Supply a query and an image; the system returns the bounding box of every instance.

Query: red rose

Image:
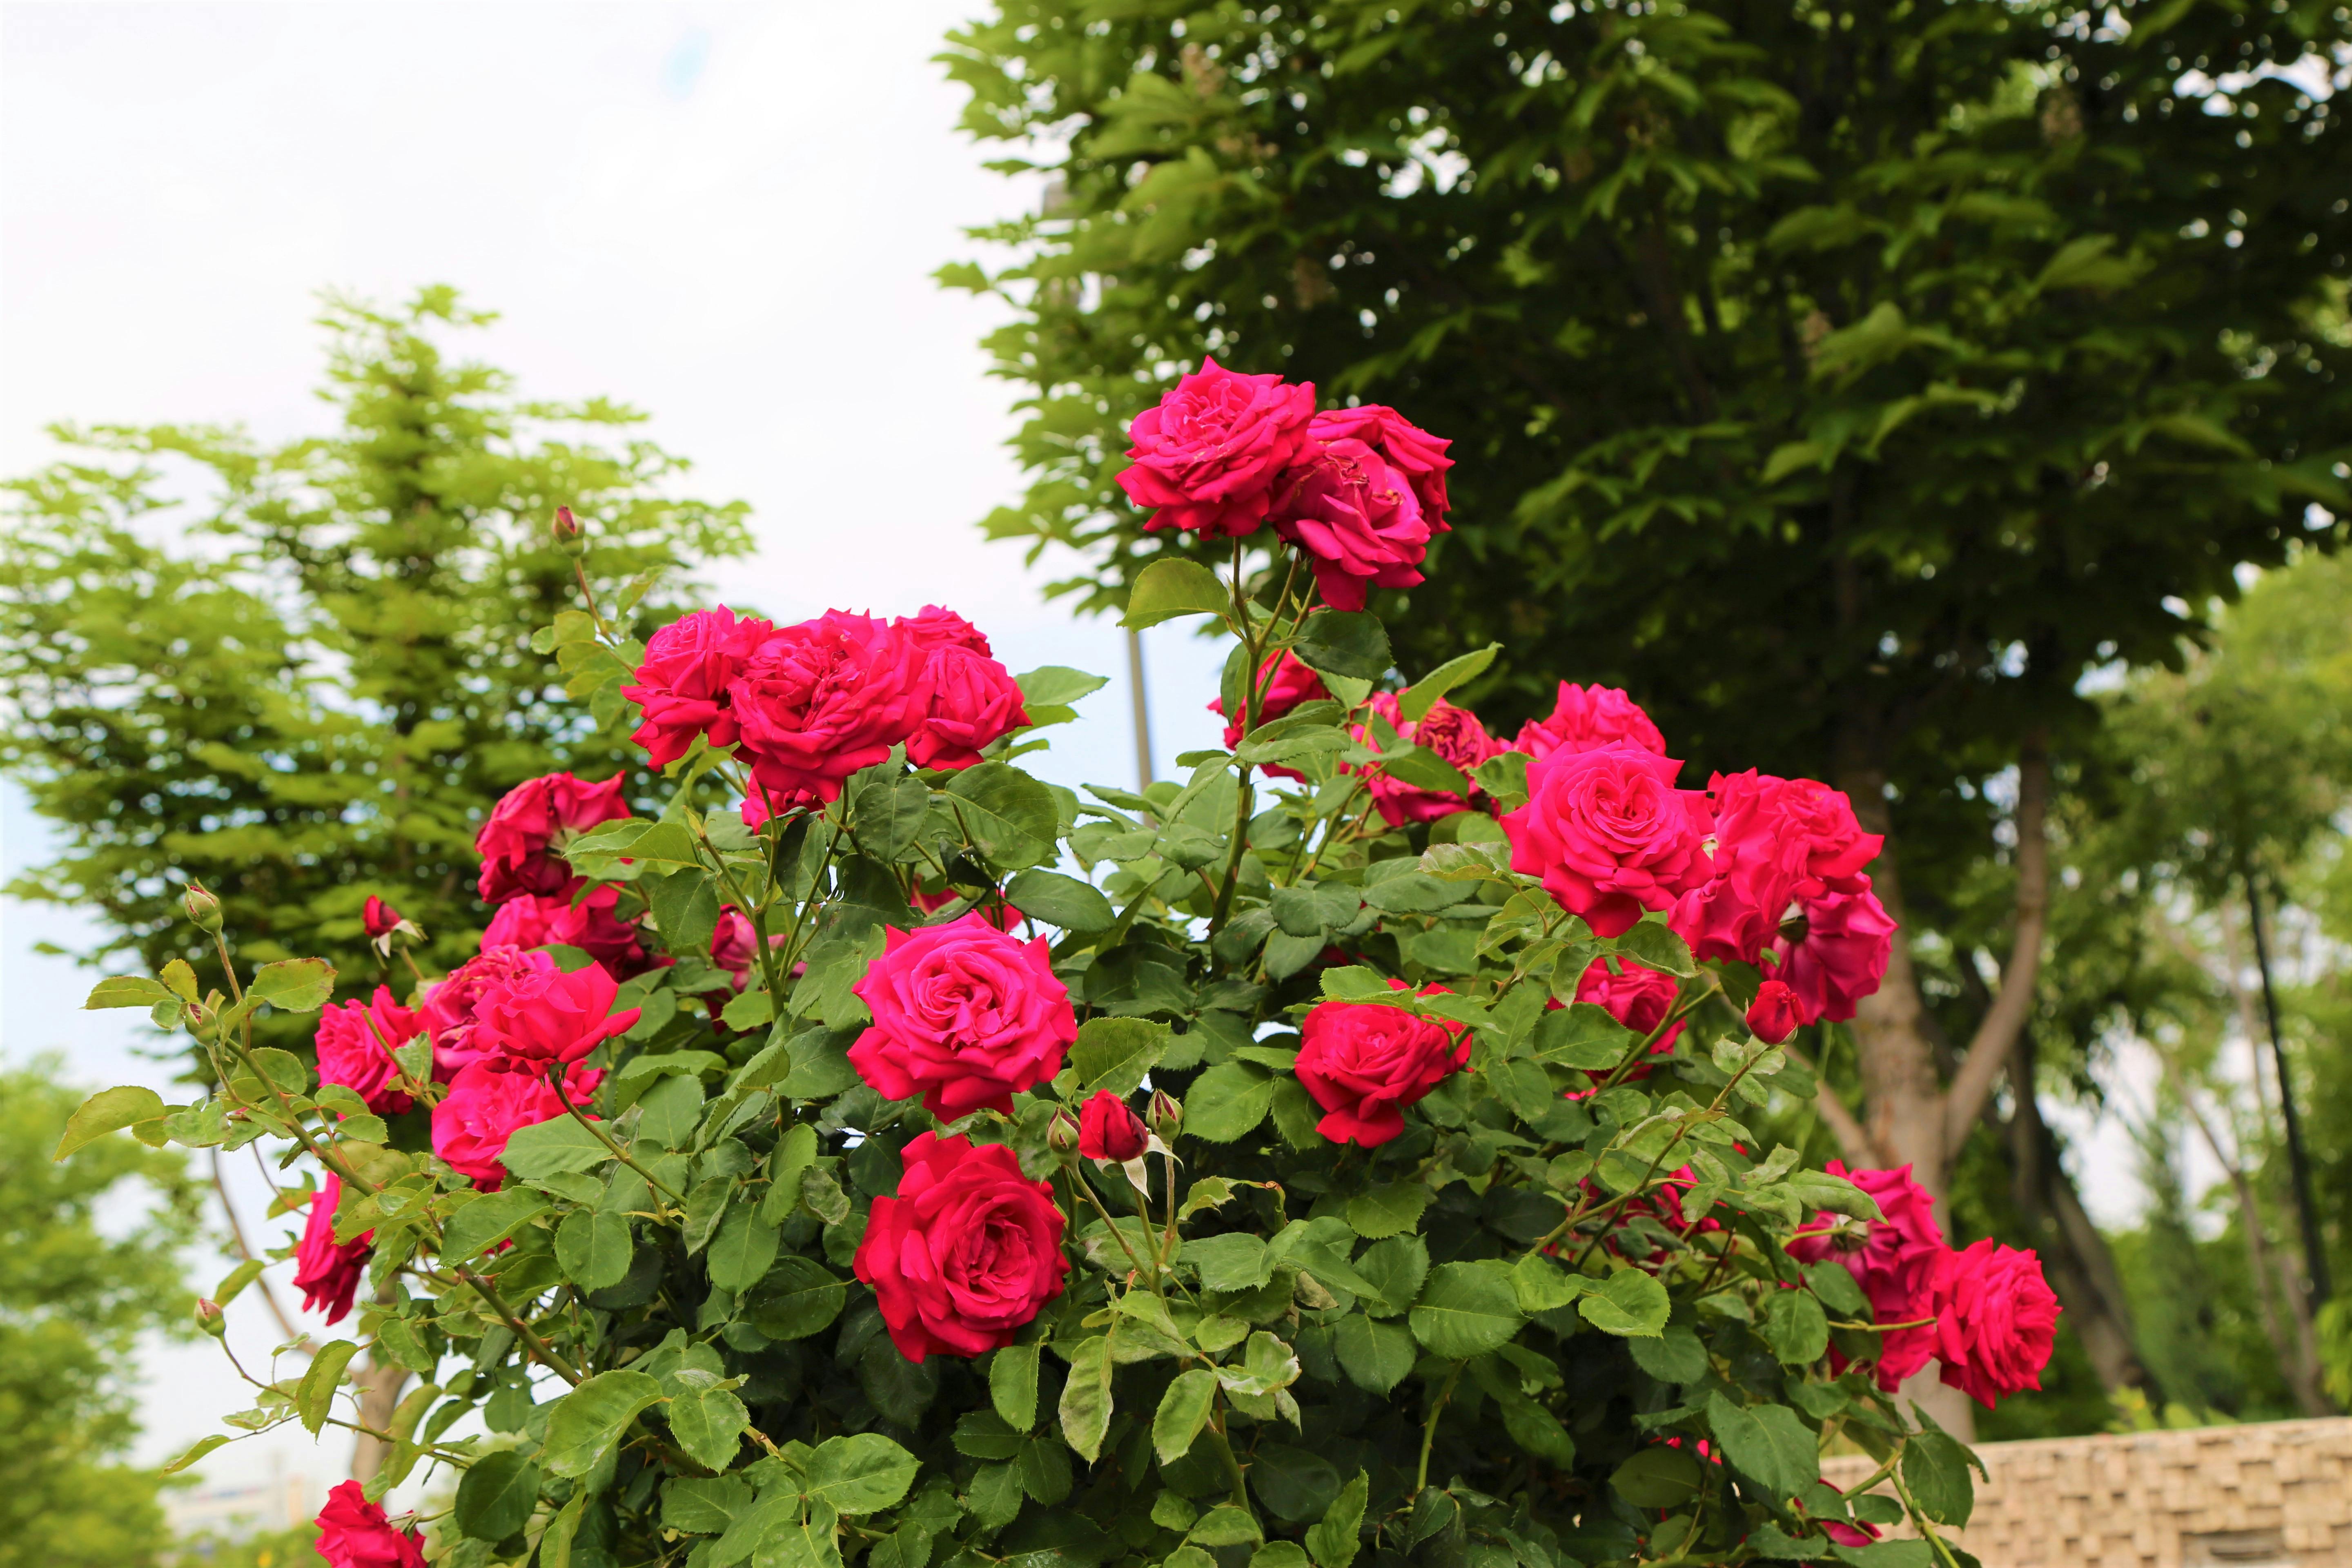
[849,913,1076,1120]
[623,606,776,769]
[1352,692,1501,826]
[1788,1162,1943,1390]
[908,885,1022,931]
[1307,403,1454,527]
[732,610,929,809]
[1744,979,1803,1045]
[431,1058,604,1189]
[895,604,993,656]
[469,961,639,1068]
[1766,882,1897,1025]
[907,643,1031,770]
[1500,744,1711,938]
[1575,957,1685,1049]
[710,906,788,991]
[1117,358,1317,537]
[420,945,561,1080]
[1294,982,1471,1147]
[292,1175,371,1325]
[853,1131,1070,1361]
[1514,682,1666,762]
[361,895,405,940]
[1931,1237,2060,1408]
[1077,1090,1149,1162]
[474,772,630,904]
[1208,651,1331,748]
[314,986,421,1116]
[314,1479,426,1568]
[1270,437,1432,611]
[1670,772,1883,966]
[481,883,647,976]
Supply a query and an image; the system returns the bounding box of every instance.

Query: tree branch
[1941,738,2051,1147]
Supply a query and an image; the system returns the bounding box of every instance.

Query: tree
[0,288,751,1051]
[0,1057,203,1568]
[942,0,2352,1424]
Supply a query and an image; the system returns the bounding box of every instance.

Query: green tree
[943,0,2352,1423]
[0,288,751,1049]
[0,1056,203,1568]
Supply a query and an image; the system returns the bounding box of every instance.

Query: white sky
[0,0,1229,1521]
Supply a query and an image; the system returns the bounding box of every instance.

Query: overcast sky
[0,0,1229,1519]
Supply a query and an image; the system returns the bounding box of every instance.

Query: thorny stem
[1414,1361,1467,1493]
[551,1070,684,1205]
[454,1268,585,1385]
[697,817,789,1006]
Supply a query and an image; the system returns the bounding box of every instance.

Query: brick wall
[1820,1417,2352,1568]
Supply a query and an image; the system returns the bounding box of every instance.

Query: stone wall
[1820,1417,2352,1567]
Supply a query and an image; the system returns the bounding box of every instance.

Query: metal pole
[1127,626,1154,788]
[2243,860,2331,1307]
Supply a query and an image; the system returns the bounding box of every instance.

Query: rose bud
[362,895,404,940]
[183,882,224,934]
[1746,978,1804,1045]
[1077,1090,1148,1163]
[1046,1108,1082,1160]
[551,504,585,555]
[194,1298,226,1337]
[1148,1088,1183,1143]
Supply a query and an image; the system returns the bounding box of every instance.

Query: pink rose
[1575,957,1684,1050]
[481,884,648,976]
[469,961,639,1068]
[907,643,1031,771]
[848,913,1076,1120]
[1670,772,1883,966]
[1788,1162,1943,1390]
[431,1058,604,1189]
[1500,744,1711,938]
[895,604,993,657]
[1514,683,1666,761]
[1294,982,1471,1147]
[854,1132,1070,1361]
[474,772,631,904]
[314,1479,425,1568]
[314,986,422,1115]
[623,606,777,769]
[709,906,787,991]
[1745,979,1802,1045]
[292,1175,371,1325]
[1269,437,1432,611]
[1077,1090,1148,1162]
[1351,691,1501,826]
[1208,652,1331,782]
[1307,403,1454,527]
[1766,882,1897,1025]
[1931,1238,2061,1408]
[732,610,929,809]
[420,945,561,1080]
[1117,358,1317,537]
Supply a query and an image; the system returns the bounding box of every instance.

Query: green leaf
[1184,1061,1273,1142]
[1345,1182,1430,1240]
[456,1449,542,1542]
[1071,1015,1172,1098]
[214,1258,266,1305]
[1762,1287,1831,1366]
[990,1342,1040,1432]
[1292,612,1392,679]
[53,1085,166,1160]
[1058,1334,1114,1463]
[745,1256,848,1340]
[542,1370,664,1479]
[1706,1391,1819,1496]
[663,1476,757,1536]
[296,1339,359,1435]
[707,1207,782,1292]
[1005,868,1116,933]
[1529,1003,1635,1069]
[1510,1255,1589,1313]
[441,1189,549,1264]
[1499,1389,1576,1467]
[944,763,1059,868]
[1610,1446,1704,1508]
[1627,1324,1710,1384]
[1187,1505,1264,1548]
[1398,644,1499,722]
[1303,1470,1368,1568]
[1187,1232,1274,1292]
[159,1434,231,1477]
[670,1386,750,1471]
[637,1072,705,1149]
[1380,745,1470,795]
[539,1496,584,1568]
[1616,920,1698,977]
[803,1432,921,1515]
[556,1209,634,1291]
[249,958,336,1012]
[1330,1315,1415,1394]
[1804,1261,1871,1318]
[1578,1270,1669,1338]
[1154,1368,1218,1465]
[753,1506,846,1568]
[84,975,173,1009]
[501,1116,617,1180]
[1901,1431,1976,1526]
[1408,1261,1525,1358]
[1124,558,1232,629]
[1016,666,1111,706]
[761,1123,821,1224]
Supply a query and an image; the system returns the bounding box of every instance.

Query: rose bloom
[469,961,639,1067]
[907,643,1031,770]
[292,1174,371,1325]
[1501,743,1711,938]
[1352,692,1501,826]
[1307,403,1454,526]
[474,771,630,904]
[1932,1237,2062,1408]
[623,606,777,769]
[1745,978,1803,1045]
[1514,682,1666,761]
[1078,1090,1149,1162]
[481,883,647,976]
[1767,881,1898,1025]
[895,604,993,657]
[854,1132,1070,1361]
[420,945,560,1079]
[732,610,929,809]
[1294,982,1472,1147]
[710,906,787,991]
[1207,652,1331,782]
[1269,437,1432,611]
[1788,1162,1944,1390]
[1117,358,1317,537]
[848,913,1077,1120]
[1671,771,1884,965]
[1576,957,1685,1049]
[431,1058,605,1189]
[314,986,422,1115]
[314,1480,426,1568]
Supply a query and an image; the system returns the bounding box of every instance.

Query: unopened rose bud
[362,895,403,940]
[1148,1088,1183,1143]
[551,505,586,556]
[1078,1090,1148,1163]
[183,882,224,935]
[1046,1109,1082,1160]
[194,1298,226,1336]
[1745,978,1803,1046]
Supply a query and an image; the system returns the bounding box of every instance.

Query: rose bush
[64,371,2047,1568]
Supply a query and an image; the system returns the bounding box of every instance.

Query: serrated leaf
[455,1449,542,1542]
[543,1370,664,1478]
[1184,1061,1273,1142]
[1071,1015,1171,1097]
[85,976,173,1009]
[1124,557,1232,628]
[1291,611,1392,679]
[670,1386,750,1471]
[1303,1470,1368,1568]
[990,1342,1039,1432]
[296,1339,359,1434]
[159,1434,231,1477]
[500,1116,616,1180]
[1706,1391,1818,1496]
[249,958,336,1012]
[707,1207,782,1292]
[556,1209,634,1291]
[1408,1262,1524,1358]
[1154,1368,1218,1465]
[1901,1430,1976,1526]
[1763,1287,1831,1365]
[53,1085,166,1160]
[1345,1181,1430,1239]
[1057,1334,1114,1463]
[803,1432,920,1515]
[1398,645,1499,722]
[1578,1270,1669,1337]
[1005,868,1116,933]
